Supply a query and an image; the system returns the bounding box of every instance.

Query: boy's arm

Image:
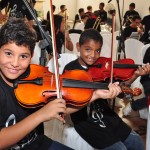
[0,99,66,149]
[66,82,121,114]
[124,64,150,86]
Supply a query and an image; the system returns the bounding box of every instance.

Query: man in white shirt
[58,5,69,20]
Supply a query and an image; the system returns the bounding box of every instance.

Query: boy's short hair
[52,5,56,12]
[79,29,103,46]
[130,3,135,8]
[132,15,141,21]
[78,8,84,14]
[87,5,92,10]
[100,2,105,7]
[60,5,65,10]
[0,18,37,55]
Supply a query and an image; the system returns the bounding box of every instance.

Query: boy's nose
[91,50,96,57]
[11,57,19,67]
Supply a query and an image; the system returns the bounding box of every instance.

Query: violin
[88,57,140,81]
[14,64,108,108]
[14,64,133,108]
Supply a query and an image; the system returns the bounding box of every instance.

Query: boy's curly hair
[0,18,37,55]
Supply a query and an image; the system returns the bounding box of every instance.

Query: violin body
[88,57,138,81]
[14,64,95,108]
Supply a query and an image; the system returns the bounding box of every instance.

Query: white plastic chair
[31,42,41,65]
[100,32,112,58]
[124,39,144,64]
[141,43,150,59]
[69,33,80,55]
[47,53,78,74]
[124,39,144,97]
[100,32,118,61]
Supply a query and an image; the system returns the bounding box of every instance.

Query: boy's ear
[76,42,80,52]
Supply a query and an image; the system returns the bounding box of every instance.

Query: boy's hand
[0,12,7,23]
[38,99,66,123]
[134,63,150,76]
[90,82,121,102]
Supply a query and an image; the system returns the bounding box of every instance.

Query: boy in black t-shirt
[0,18,74,150]
[123,3,140,27]
[140,6,150,44]
[123,47,150,117]
[63,29,150,149]
[123,15,142,40]
[94,2,107,25]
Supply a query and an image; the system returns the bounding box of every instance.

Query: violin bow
[49,0,62,99]
[109,12,116,84]
[109,11,116,110]
[48,0,65,142]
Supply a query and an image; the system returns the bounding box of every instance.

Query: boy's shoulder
[64,58,79,71]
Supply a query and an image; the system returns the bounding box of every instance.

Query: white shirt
[74,21,85,31]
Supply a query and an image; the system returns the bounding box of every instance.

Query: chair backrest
[31,42,41,65]
[124,39,144,64]
[69,33,81,55]
[100,32,116,59]
[141,44,150,61]
[47,53,78,74]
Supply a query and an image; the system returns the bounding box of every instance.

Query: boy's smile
[77,40,102,66]
[0,42,32,86]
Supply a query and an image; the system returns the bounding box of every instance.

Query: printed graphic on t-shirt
[91,109,106,128]
[5,114,37,149]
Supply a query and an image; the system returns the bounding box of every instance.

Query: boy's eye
[20,55,28,59]
[96,49,101,53]
[85,48,91,51]
[5,52,12,56]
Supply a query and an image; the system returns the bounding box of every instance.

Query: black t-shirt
[94,10,107,23]
[140,15,150,44]
[123,10,140,26]
[140,47,150,95]
[56,32,65,54]
[0,0,34,20]
[123,26,138,39]
[0,76,52,149]
[63,59,131,149]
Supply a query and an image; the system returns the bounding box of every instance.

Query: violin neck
[63,78,108,89]
[91,63,141,69]
[114,64,141,68]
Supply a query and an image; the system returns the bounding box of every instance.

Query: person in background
[84,17,101,32]
[85,5,96,19]
[47,5,56,21]
[123,15,142,40]
[45,14,73,55]
[123,3,140,27]
[94,2,107,25]
[63,29,146,150]
[58,5,69,21]
[0,0,36,26]
[74,14,89,31]
[123,46,150,117]
[0,17,74,150]
[73,8,84,29]
[140,6,150,44]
